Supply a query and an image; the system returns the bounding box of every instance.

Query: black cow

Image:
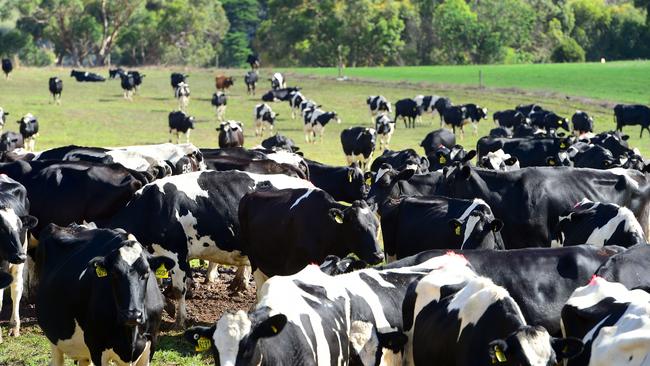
[261,87,300,102]
[370,149,430,174]
[367,95,392,123]
[2,58,12,78]
[109,68,126,79]
[247,54,260,70]
[120,73,136,100]
[572,110,594,137]
[589,130,633,159]
[380,196,504,261]
[477,136,572,167]
[170,72,187,89]
[128,70,144,91]
[304,108,340,143]
[532,111,570,133]
[441,105,470,138]
[239,188,383,289]
[341,127,377,170]
[70,70,105,82]
[305,159,367,202]
[17,113,38,152]
[211,91,227,121]
[554,199,646,248]
[36,224,175,365]
[48,77,63,104]
[614,104,650,137]
[494,109,529,129]
[375,114,395,150]
[420,129,456,156]
[395,98,421,128]
[244,70,258,95]
[168,111,194,144]
[109,170,313,326]
[366,165,443,211]
[433,97,453,127]
[261,134,299,152]
[217,121,244,148]
[0,131,23,152]
[569,144,620,169]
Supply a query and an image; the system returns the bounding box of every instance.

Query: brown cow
[215,75,234,91]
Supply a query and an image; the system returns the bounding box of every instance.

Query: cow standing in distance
[170,72,187,90]
[217,121,244,148]
[303,108,341,143]
[48,77,63,105]
[120,73,136,101]
[367,95,392,123]
[375,114,395,150]
[247,54,260,70]
[614,104,650,137]
[215,75,234,91]
[244,70,258,95]
[0,108,8,132]
[108,68,126,79]
[341,126,377,170]
[254,103,277,137]
[17,113,38,152]
[128,71,145,93]
[270,72,285,90]
[168,111,194,144]
[395,98,422,128]
[211,91,227,121]
[288,91,305,119]
[174,81,190,112]
[2,59,12,79]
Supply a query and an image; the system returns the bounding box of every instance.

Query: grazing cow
[0,132,23,152]
[217,121,244,148]
[572,110,594,137]
[270,72,285,90]
[254,103,277,137]
[240,188,383,289]
[215,75,234,91]
[0,107,8,131]
[109,170,313,326]
[367,95,392,123]
[304,108,341,143]
[48,77,63,104]
[478,149,520,171]
[168,111,194,144]
[0,175,37,342]
[375,114,395,150]
[561,276,650,366]
[174,81,190,112]
[288,91,305,119]
[244,71,258,95]
[36,224,175,366]
[120,73,136,100]
[305,159,367,202]
[2,59,12,79]
[17,113,38,152]
[493,109,529,129]
[428,145,474,171]
[341,127,377,170]
[247,54,260,70]
[128,71,145,92]
[211,91,226,121]
[170,72,187,89]
[395,98,421,128]
[420,128,456,156]
[70,70,105,82]
[476,136,572,168]
[614,104,650,137]
[400,264,582,366]
[108,68,126,79]
[370,149,430,175]
[112,143,205,175]
[380,196,504,260]
[554,199,646,248]
[261,87,300,103]
[261,134,299,152]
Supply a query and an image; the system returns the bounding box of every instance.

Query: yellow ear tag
[560,143,567,148]
[454,224,461,236]
[495,348,507,362]
[271,325,278,334]
[196,337,211,352]
[95,265,108,278]
[155,264,169,279]
[548,159,555,166]
[365,177,372,185]
[439,156,447,164]
[335,213,344,224]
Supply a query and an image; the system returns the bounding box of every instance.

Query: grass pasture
[0,62,648,365]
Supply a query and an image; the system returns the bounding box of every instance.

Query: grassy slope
[0,63,648,365]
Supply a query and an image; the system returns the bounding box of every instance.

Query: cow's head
[343,163,368,201]
[448,201,505,250]
[88,238,175,327]
[0,203,36,264]
[479,150,519,171]
[488,326,582,366]
[330,200,383,265]
[319,255,368,275]
[366,164,415,208]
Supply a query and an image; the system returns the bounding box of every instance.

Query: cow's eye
[194,333,200,340]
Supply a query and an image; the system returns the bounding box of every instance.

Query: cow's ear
[463,150,477,162]
[329,208,345,224]
[184,325,216,352]
[458,165,472,180]
[364,171,374,186]
[551,337,583,360]
[148,255,176,279]
[253,314,287,339]
[20,215,38,229]
[436,151,448,165]
[490,219,504,232]
[488,340,509,364]
[448,219,463,236]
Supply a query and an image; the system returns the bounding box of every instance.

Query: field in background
[0,64,649,365]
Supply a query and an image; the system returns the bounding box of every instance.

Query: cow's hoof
[8,327,19,337]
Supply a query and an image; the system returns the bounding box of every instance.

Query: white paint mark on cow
[516,329,554,366]
[290,189,315,210]
[119,242,143,266]
[213,310,252,366]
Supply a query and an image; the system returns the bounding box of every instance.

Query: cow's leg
[8,262,24,337]
[205,262,219,283]
[641,127,644,138]
[229,265,251,292]
[50,344,65,366]
[472,122,478,136]
[168,129,173,143]
[176,131,181,145]
[134,341,151,366]
[252,268,269,298]
[185,130,191,144]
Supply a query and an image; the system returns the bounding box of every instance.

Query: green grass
[0,63,649,364]
[288,61,650,104]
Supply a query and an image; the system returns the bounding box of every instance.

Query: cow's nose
[122,310,144,326]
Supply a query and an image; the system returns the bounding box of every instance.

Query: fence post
[479,70,483,89]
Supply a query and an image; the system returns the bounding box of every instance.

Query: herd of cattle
[0,58,650,365]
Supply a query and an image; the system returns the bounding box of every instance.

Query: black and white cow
[531,111,570,133]
[261,87,300,103]
[568,143,622,169]
[17,113,38,152]
[305,159,367,202]
[395,98,421,129]
[375,114,395,150]
[109,68,126,79]
[304,108,340,143]
[0,107,8,132]
[261,134,299,152]
[479,149,520,171]
[108,170,313,326]
[70,70,105,82]
[441,105,471,138]
[120,72,136,100]
[288,91,305,119]
[254,103,277,137]
[0,175,37,342]
[561,276,650,366]
[420,128,456,156]
[270,72,285,90]
[244,71,258,95]
[461,103,488,135]
[299,99,320,117]
[168,111,195,144]
[476,136,572,168]
[128,71,145,92]
[434,97,453,127]
[370,149,430,174]
[48,77,63,104]
[493,110,529,129]
[211,91,227,122]
[239,188,383,289]
[380,196,504,260]
[2,58,12,79]
[36,224,175,366]
[367,95,392,123]
[170,72,187,89]
[614,104,650,137]
[111,143,205,175]
[400,262,582,366]
[428,145,475,171]
[217,121,244,148]
[414,95,442,124]
[174,81,191,112]
[247,54,260,70]
[572,110,594,138]
[515,103,543,117]
[554,199,646,248]
[0,132,23,153]
[341,127,377,170]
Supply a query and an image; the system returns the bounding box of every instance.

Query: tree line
[0,0,648,67]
